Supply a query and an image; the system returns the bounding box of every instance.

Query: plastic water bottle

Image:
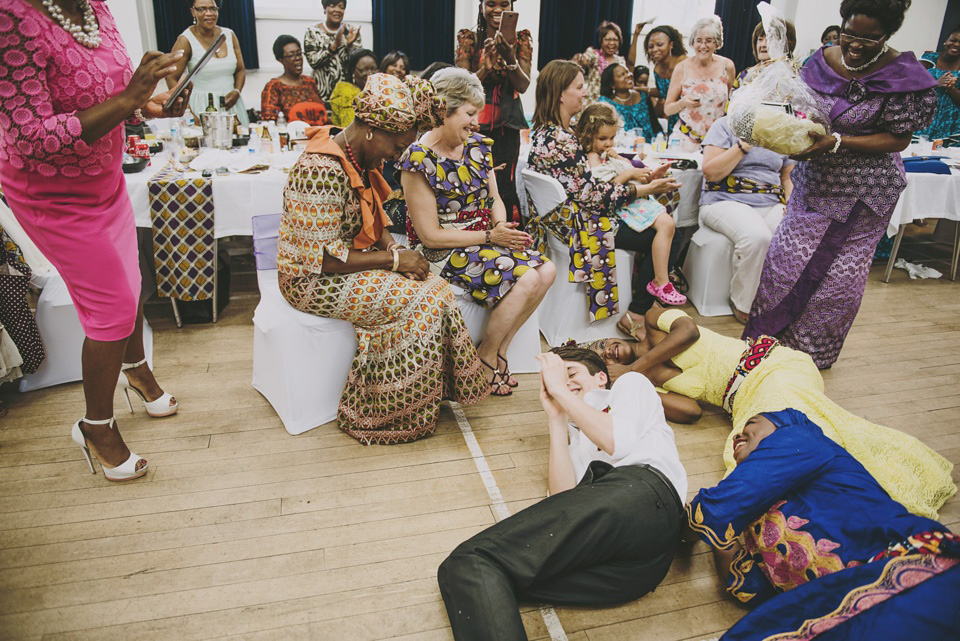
[247,126,262,154]
[169,124,184,161]
[654,132,666,153]
[668,130,682,149]
[276,110,288,150]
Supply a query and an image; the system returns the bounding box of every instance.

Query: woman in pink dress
[0,0,191,481]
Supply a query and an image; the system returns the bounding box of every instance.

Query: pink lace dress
[0,0,140,341]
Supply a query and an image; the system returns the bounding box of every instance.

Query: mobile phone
[497,11,519,45]
[164,33,227,111]
[216,167,229,175]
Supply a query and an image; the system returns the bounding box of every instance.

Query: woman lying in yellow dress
[583,308,955,520]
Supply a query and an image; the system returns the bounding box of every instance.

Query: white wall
[108,0,156,64]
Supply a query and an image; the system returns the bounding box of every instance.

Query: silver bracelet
[829,132,843,154]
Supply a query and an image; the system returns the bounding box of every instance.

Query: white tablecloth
[887,168,960,237]
[124,155,288,238]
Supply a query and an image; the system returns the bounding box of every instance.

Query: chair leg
[951,221,959,282]
[170,298,182,328]
[883,225,906,283]
[212,239,219,324]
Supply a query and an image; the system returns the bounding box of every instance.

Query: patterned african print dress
[744,50,937,368]
[399,134,546,307]
[688,409,960,641]
[276,151,490,445]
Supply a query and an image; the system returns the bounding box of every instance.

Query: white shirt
[568,373,688,503]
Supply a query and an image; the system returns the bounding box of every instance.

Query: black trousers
[485,126,522,224]
[437,463,684,641]
[615,224,683,314]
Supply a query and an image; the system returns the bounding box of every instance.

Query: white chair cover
[682,225,735,317]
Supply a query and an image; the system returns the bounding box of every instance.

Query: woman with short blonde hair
[663,15,735,150]
[401,68,555,396]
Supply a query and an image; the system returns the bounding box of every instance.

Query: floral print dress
[527,125,632,321]
[399,134,546,307]
[277,152,489,445]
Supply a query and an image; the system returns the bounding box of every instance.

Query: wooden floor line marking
[449,401,569,641]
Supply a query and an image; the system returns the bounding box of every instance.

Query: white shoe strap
[82,416,116,426]
[121,358,148,371]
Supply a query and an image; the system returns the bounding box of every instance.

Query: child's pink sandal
[646,280,687,305]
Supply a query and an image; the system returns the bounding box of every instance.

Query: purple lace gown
[744,48,936,368]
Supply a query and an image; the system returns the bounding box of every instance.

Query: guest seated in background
[380,50,410,80]
[438,348,687,641]
[686,409,960,641]
[588,306,956,520]
[577,103,684,306]
[699,115,793,323]
[664,16,735,150]
[421,61,453,80]
[821,24,841,46]
[644,25,688,133]
[304,0,363,102]
[401,68,555,396]
[260,35,327,125]
[633,64,651,92]
[734,19,797,88]
[168,0,249,126]
[918,26,960,141]
[456,0,533,224]
[573,21,627,106]
[527,60,659,327]
[276,73,489,445]
[598,62,662,141]
[329,48,379,127]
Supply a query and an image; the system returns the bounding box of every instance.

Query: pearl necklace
[840,44,888,73]
[41,0,101,49]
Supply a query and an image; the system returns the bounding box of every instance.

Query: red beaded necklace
[344,140,365,176]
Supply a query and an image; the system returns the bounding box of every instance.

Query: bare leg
[120,302,175,407]
[477,268,543,393]
[495,262,556,383]
[651,214,675,286]
[80,334,133,468]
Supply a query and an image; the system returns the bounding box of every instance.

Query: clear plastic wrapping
[727,3,828,155]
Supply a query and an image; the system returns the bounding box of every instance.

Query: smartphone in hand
[497,11,519,45]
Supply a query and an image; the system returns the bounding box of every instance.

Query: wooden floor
[1,253,958,640]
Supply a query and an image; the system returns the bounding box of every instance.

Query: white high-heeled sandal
[118,358,178,417]
[71,417,148,482]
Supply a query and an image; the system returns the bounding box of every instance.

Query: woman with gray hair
[400,68,556,396]
[663,16,735,150]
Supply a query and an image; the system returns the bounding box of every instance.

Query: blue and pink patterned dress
[688,408,960,641]
[399,134,546,307]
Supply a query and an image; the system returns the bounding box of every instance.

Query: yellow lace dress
[657,309,956,520]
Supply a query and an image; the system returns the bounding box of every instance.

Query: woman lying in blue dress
[685,408,960,641]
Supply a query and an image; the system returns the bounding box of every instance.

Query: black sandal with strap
[496,353,519,388]
[479,357,512,396]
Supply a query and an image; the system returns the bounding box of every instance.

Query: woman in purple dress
[744,0,936,369]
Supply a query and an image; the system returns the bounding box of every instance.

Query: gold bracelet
[390,247,400,272]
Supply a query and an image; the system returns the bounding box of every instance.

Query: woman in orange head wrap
[277,73,490,444]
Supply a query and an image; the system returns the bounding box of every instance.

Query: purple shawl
[802,47,937,122]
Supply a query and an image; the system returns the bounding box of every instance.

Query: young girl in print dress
[577,103,686,305]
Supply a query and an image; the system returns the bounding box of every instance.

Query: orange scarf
[305,126,391,249]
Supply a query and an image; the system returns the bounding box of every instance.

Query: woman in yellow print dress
[277,73,490,444]
[401,69,556,396]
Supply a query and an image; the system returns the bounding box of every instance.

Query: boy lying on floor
[438,346,687,640]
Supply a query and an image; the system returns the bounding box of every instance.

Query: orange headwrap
[304,126,391,250]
